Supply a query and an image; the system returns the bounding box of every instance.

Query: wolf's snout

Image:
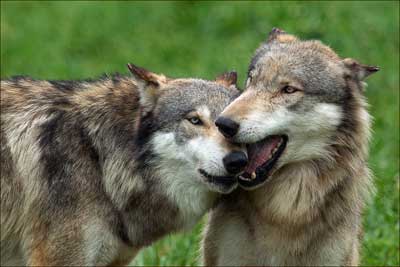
[223,151,248,175]
[215,116,239,138]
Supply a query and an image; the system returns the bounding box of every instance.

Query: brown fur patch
[29,243,49,266]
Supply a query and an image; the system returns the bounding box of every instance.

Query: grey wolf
[202,29,378,266]
[0,64,247,266]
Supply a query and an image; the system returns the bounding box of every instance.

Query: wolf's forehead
[253,48,342,85]
[252,40,339,73]
[158,80,235,119]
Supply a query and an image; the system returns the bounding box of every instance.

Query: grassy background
[1,1,398,266]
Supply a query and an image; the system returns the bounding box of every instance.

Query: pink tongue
[244,136,282,174]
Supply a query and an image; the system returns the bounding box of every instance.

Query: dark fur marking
[79,126,101,170]
[8,75,34,83]
[247,55,259,78]
[135,110,158,148]
[133,108,166,178]
[52,97,71,107]
[337,88,358,139]
[124,185,179,247]
[4,75,35,90]
[133,109,159,174]
[49,80,79,91]
[115,211,134,247]
[38,111,64,150]
[49,73,126,92]
[320,177,351,232]
[38,111,78,209]
[8,75,32,80]
[111,73,122,85]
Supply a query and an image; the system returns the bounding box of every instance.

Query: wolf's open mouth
[238,135,288,189]
[199,169,237,188]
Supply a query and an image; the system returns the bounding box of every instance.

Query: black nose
[215,116,239,138]
[223,151,248,175]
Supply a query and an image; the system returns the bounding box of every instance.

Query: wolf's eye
[281,85,298,94]
[188,116,203,125]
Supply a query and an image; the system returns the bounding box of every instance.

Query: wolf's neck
[156,161,218,229]
[250,116,371,229]
[114,163,217,248]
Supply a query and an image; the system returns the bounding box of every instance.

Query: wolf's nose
[223,151,248,175]
[215,117,239,138]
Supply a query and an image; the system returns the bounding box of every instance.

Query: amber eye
[188,116,203,125]
[281,85,298,94]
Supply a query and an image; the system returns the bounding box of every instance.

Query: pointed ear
[215,71,238,89]
[127,63,167,113]
[267,27,297,44]
[343,58,379,81]
[127,63,167,86]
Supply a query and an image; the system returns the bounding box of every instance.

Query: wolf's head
[128,64,247,195]
[215,29,379,189]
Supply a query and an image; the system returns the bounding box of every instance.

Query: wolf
[202,29,379,266]
[0,64,248,266]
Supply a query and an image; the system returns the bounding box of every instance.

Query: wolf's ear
[343,58,379,81]
[127,63,167,113]
[266,27,297,44]
[215,71,238,89]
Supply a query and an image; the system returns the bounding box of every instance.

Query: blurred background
[1,1,398,266]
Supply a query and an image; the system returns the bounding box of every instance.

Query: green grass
[1,1,398,266]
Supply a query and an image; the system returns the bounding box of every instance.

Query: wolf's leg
[201,223,217,266]
[201,210,223,266]
[201,206,254,266]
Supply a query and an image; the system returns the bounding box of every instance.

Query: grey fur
[202,30,378,266]
[1,69,242,266]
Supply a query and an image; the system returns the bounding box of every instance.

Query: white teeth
[239,175,251,181]
[251,172,256,179]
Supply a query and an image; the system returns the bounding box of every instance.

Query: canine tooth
[251,172,256,179]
